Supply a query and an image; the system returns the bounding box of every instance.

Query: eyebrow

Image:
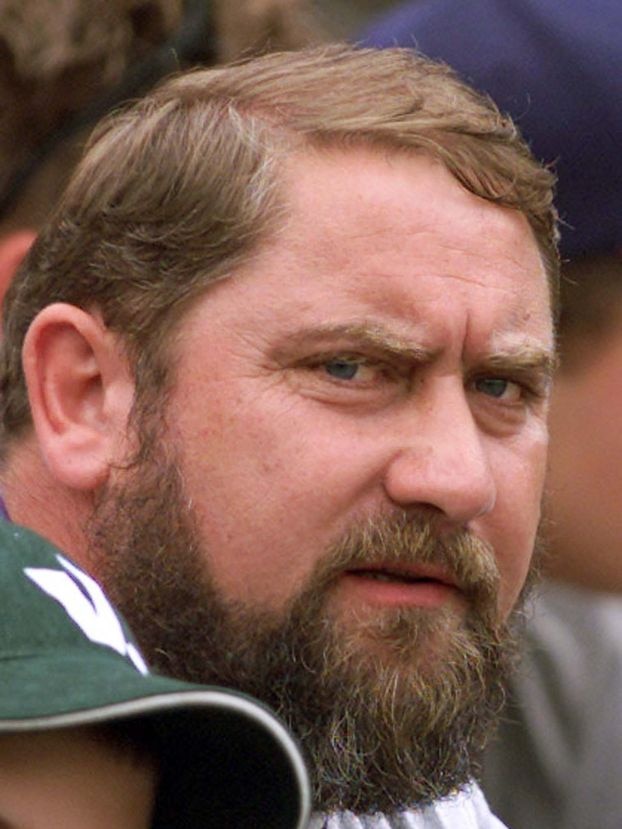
[479,346,558,382]
[274,322,435,362]
[275,321,556,377]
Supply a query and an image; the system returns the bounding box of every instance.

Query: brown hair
[0,44,559,445]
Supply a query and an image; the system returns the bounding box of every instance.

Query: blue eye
[475,377,510,398]
[325,359,359,380]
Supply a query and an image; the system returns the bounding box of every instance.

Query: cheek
[490,432,548,618]
[168,392,386,605]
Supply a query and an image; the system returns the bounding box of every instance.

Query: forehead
[185,147,553,358]
[283,147,544,274]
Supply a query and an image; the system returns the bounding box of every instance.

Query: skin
[8,147,554,638]
[0,232,35,321]
[0,729,155,829]
[546,320,622,591]
[158,148,553,624]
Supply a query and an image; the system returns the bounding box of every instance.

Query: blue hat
[361,0,622,260]
[0,521,311,829]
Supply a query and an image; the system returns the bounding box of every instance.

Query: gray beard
[88,437,531,815]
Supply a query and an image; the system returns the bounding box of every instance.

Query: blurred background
[315,0,402,37]
[0,3,620,829]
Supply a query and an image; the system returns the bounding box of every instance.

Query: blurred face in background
[0,729,155,829]
[546,262,622,590]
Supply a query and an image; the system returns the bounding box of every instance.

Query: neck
[1,437,94,572]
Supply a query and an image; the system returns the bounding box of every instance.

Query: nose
[383,385,496,526]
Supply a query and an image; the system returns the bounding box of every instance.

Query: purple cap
[361,0,622,260]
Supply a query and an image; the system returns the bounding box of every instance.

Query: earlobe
[22,303,134,492]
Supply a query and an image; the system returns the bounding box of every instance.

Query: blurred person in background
[0,0,318,303]
[362,1,622,827]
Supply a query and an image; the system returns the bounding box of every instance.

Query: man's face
[160,148,552,620]
[94,148,553,811]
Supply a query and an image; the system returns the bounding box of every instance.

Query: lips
[339,563,463,610]
[345,564,458,589]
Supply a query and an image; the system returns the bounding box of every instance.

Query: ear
[22,303,135,491]
[0,231,36,312]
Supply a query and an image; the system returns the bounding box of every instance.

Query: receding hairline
[131,45,558,285]
[0,44,559,449]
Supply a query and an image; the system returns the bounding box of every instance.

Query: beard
[87,430,536,815]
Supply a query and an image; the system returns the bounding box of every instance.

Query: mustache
[310,513,501,620]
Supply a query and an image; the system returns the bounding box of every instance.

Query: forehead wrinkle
[436,271,495,291]
[432,269,540,294]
